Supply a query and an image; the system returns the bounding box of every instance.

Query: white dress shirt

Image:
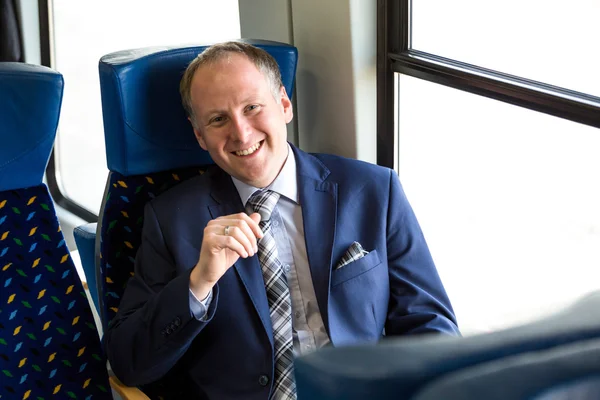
[189,144,331,355]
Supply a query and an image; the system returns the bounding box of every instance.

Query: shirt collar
[231,143,299,207]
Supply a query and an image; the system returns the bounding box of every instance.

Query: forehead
[190,54,269,110]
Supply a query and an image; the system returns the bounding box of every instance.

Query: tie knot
[247,190,280,222]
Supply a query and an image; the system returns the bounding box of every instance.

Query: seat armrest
[109,376,151,400]
[74,222,99,312]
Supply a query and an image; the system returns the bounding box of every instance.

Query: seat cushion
[0,185,111,399]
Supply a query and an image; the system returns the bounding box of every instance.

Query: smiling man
[105,42,459,400]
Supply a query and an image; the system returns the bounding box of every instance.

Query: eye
[246,104,260,112]
[209,115,226,125]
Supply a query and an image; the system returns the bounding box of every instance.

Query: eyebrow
[204,108,226,117]
[203,96,262,117]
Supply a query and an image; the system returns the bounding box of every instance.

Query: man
[105,42,459,400]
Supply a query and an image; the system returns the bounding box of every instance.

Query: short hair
[180,41,284,128]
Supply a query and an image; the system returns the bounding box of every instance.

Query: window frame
[39,0,98,222]
[377,0,600,169]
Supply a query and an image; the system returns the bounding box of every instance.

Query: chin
[233,173,263,187]
[252,174,276,188]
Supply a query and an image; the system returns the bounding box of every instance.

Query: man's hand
[189,212,263,299]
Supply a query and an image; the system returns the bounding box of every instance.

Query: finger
[214,213,263,239]
[211,231,249,259]
[233,217,260,253]
[235,212,263,239]
[208,218,257,256]
[222,224,256,257]
[247,213,263,239]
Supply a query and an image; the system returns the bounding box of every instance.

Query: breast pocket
[331,250,381,287]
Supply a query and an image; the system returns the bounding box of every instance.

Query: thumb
[249,212,264,239]
[249,212,262,224]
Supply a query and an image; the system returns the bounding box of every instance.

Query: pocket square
[336,242,369,270]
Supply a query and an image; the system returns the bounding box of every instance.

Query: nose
[229,114,252,142]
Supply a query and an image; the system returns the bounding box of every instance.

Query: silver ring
[224,225,230,236]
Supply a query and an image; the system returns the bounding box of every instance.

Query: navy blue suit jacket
[105,145,459,399]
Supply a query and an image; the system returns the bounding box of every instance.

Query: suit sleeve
[104,201,219,387]
[385,169,460,336]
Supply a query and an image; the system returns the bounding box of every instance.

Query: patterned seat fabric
[98,167,208,330]
[0,185,111,399]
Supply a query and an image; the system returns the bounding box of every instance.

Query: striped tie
[248,190,296,400]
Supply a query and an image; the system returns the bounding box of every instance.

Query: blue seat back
[295,292,600,400]
[413,338,600,400]
[99,39,297,176]
[96,39,298,333]
[0,63,58,191]
[0,62,111,399]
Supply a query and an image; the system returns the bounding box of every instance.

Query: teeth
[235,141,261,156]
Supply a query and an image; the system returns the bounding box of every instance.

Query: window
[42,0,240,218]
[399,75,600,334]
[412,0,600,96]
[379,0,600,334]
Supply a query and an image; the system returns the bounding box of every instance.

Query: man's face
[189,53,293,188]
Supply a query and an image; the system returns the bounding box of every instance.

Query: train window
[49,0,240,215]
[379,0,600,333]
[411,0,600,97]
[398,75,600,335]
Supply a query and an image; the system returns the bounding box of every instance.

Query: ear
[189,117,208,151]
[279,86,293,124]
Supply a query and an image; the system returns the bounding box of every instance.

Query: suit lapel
[204,148,338,345]
[207,169,274,347]
[294,146,337,337]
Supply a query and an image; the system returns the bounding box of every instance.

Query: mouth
[232,140,263,157]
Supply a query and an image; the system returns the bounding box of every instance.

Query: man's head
[180,42,293,188]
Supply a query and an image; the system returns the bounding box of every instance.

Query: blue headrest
[0,63,63,191]
[99,39,298,176]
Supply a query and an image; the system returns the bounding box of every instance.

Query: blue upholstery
[73,222,99,313]
[413,338,600,400]
[99,39,297,175]
[295,291,600,400]
[0,63,62,192]
[0,63,112,399]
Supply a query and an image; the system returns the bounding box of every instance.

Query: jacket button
[258,375,269,386]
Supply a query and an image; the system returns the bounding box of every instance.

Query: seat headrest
[99,39,298,176]
[0,63,63,191]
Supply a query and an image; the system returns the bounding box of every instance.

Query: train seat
[295,291,600,399]
[0,62,112,399]
[413,336,600,400]
[73,40,297,397]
